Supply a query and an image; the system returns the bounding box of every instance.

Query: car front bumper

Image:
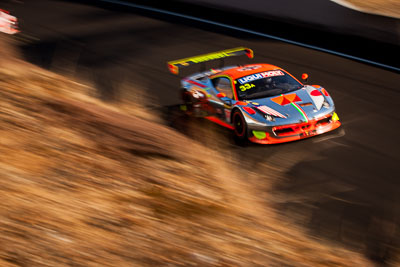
[248,112,341,144]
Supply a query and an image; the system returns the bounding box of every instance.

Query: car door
[211,77,234,123]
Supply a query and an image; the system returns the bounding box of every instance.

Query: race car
[167,47,340,144]
[0,9,19,35]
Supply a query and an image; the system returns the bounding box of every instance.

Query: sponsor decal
[239,83,255,91]
[307,88,324,110]
[252,131,267,140]
[310,89,322,96]
[272,93,308,122]
[332,112,339,121]
[242,106,256,115]
[185,51,231,64]
[271,93,302,106]
[168,47,252,75]
[256,105,287,119]
[238,70,284,84]
[291,102,309,123]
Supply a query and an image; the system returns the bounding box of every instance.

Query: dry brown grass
[341,0,400,18]
[0,35,370,266]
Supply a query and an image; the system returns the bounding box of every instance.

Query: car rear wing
[167,47,254,75]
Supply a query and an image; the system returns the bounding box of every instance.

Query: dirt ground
[0,35,375,266]
[341,0,400,18]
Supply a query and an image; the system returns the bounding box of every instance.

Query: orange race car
[168,47,340,144]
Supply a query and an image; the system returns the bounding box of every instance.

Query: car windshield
[235,70,303,100]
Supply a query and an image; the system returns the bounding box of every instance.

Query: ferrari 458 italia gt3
[167,47,340,144]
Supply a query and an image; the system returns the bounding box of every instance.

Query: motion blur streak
[0,36,368,266]
[4,0,400,266]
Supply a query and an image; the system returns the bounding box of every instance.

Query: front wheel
[232,110,248,145]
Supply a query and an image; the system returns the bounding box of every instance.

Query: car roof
[211,63,281,79]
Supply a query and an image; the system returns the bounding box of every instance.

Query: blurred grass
[0,35,371,266]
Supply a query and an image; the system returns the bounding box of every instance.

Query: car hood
[248,85,331,123]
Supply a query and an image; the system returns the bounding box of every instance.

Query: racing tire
[232,110,248,145]
[181,89,193,114]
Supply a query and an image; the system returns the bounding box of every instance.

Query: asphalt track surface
[178,0,400,46]
[6,0,400,264]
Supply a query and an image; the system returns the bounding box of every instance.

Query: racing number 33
[239,83,255,91]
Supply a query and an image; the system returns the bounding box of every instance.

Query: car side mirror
[216,92,226,98]
[216,92,233,105]
[301,73,309,83]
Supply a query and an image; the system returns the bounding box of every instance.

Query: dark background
[3,0,400,265]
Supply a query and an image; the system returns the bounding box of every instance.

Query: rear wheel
[232,110,248,145]
[181,89,193,114]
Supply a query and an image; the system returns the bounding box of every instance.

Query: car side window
[213,77,233,99]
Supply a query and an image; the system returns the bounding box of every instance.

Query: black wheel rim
[234,113,245,137]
